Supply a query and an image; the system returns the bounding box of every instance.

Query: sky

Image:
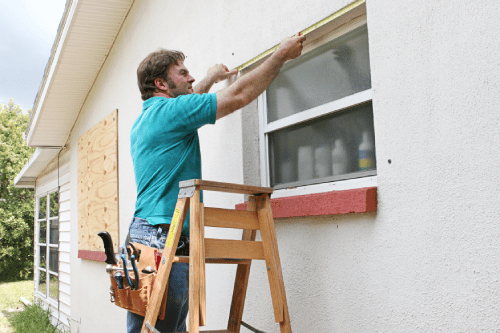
[0,0,67,111]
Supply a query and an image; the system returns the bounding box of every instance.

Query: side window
[260,23,375,190]
[36,191,59,301]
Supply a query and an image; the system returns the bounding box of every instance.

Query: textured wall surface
[65,0,500,332]
[364,1,500,331]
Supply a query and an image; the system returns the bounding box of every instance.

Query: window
[259,23,375,191]
[36,191,59,301]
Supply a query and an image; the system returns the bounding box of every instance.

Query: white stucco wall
[362,1,500,330]
[65,0,500,332]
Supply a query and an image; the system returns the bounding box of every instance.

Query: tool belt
[109,238,189,319]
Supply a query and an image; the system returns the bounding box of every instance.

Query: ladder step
[204,207,260,230]
[205,238,265,260]
[147,321,234,333]
[179,179,273,195]
[174,256,251,264]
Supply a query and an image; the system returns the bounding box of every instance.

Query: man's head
[137,49,195,100]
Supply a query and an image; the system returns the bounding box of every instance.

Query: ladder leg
[227,196,258,333]
[257,194,292,333]
[199,203,207,326]
[189,190,202,332]
[141,197,189,333]
[227,229,256,333]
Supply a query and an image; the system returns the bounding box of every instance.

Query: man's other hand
[208,64,238,83]
[275,33,306,62]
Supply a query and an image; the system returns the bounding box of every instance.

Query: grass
[0,280,34,333]
[0,280,67,333]
[10,302,67,333]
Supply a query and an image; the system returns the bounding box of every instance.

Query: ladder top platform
[179,179,273,196]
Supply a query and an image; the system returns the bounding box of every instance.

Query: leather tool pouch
[109,243,168,319]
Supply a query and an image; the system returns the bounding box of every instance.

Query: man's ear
[154,78,169,93]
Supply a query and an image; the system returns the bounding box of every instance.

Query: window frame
[35,189,60,306]
[258,16,377,196]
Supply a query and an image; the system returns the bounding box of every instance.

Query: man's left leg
[127,262,189,332]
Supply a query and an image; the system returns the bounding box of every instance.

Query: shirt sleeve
[162,93,217,133]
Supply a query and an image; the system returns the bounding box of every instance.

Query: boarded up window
[78,110,119,255]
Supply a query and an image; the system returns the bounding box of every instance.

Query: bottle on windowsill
[359,131,375,170]
[331,138,348,176]
[298,146,314,181]
[314,146,332,178]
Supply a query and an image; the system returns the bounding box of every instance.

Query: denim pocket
[128,217,153,245]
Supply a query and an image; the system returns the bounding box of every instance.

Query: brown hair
[137,49,185,101]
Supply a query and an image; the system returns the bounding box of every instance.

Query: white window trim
[35,189,60,308]
[258,18,376,196]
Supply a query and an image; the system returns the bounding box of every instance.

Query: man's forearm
[215,51,288,119]
[234,51,287,103]
[193,75,217,94]
[215,34,305,119]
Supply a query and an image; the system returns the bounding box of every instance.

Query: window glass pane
[38,196,47,220]
[49,219,59,245]
[49,247,59,273]
[50,192,59,217]
[49,274,59,299]
[38,270,46,296]
[39,221,47,244]
[269,102,375,187]
[267,25,371,123]
[39,246,47,268]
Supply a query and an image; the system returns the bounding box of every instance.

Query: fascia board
[14,148,62,188]
[25,0,82,147]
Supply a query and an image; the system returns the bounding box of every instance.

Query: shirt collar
[143,96,167,111]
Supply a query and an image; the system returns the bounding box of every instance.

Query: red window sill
[236,187,377,218]
[78,250,106,262]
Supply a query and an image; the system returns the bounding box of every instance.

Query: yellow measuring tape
[166,208,181,248]
[237,0,365,71]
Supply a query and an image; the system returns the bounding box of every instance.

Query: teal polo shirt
[130,93,217,236]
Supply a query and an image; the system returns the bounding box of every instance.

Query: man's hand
[275,33,306,62]
[194,64,238,94]
[207,64,238,83]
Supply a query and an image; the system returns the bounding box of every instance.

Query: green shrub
[10,301,67,333]
[0,100,36,281]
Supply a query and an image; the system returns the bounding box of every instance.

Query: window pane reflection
[50,192,59,217]
[40,221,47,244]
[49,247,59,273]
[267,25,371,123]
[38,196,47,220]
[269,102,376,187]
[49,274,59,299]
[49,219,59,245]
[38,270,46,296]
[39,246,46,268]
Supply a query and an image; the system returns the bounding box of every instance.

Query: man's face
[166,61,195,97]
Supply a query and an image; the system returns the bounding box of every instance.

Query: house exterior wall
[34,147,71,330]
[60,0,500,332]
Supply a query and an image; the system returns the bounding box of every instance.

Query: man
[128,33,306,332]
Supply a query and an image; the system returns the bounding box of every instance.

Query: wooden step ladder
[141,179,292,333]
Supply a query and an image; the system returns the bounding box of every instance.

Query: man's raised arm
[193,64,238,95]
[216,33,306,120]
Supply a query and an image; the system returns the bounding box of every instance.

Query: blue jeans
[126,217,189,333]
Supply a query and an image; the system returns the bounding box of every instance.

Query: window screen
[262,24,375,189]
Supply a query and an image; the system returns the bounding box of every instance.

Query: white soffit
[25,0,134,147]
[14,148,62,188]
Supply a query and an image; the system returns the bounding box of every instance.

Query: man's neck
[152,92,171,98]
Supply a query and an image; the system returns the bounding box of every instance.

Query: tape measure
[237,0,365,71]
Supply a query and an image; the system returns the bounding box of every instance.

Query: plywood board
[78,110,119,253]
